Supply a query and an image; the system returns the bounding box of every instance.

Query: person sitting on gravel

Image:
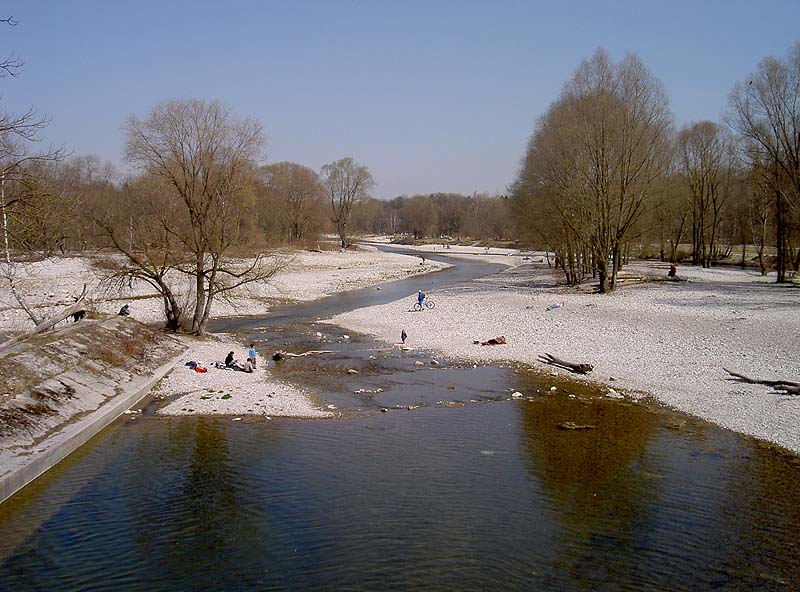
[224,351,253,373]
[668,263,678,278]
[118,304,130,316]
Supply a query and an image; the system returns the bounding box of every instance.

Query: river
[0,249,798,591]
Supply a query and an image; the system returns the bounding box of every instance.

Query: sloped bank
[0,316,185,504]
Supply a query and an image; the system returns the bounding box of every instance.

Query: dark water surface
[1,250,800,591]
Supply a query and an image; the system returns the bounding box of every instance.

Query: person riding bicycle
[417,290,425,308]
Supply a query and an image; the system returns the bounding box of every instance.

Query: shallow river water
[1,250,799,591]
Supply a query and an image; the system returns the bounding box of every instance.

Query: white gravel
[0,246,448,331]
[155,334,330,418]
[329,260,800,453]
[0,246,447,419]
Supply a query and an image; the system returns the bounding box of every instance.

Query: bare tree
[119,99,279,335]
[513,49,673,292]
[321,157,374,248]
[677,121,736,267]
[727,43,800,282]
[0,16,66,325]
[0,15,22,79]
[649,174,690,262]
[260,162,326,244]
[93,176,188,330]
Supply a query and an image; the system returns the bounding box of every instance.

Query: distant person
[225,351,236,368]
[248,343,257,368]
[401,329,407,344]
[668,263,677,278]
[72,310,86,322]
[118,304,130,316]
[417,290,425,308]
[243,358,254,373]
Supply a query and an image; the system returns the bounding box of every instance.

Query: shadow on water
[2,247,800,590]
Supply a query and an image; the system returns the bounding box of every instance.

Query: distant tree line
[349,192,514,242]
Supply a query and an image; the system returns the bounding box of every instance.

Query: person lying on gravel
[474,336,507,346]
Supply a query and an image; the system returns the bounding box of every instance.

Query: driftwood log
[0,285,88,355]
[272,350,334,361]
[723,368,800,395]
[538,353,593,374]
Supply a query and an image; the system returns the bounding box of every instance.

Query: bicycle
[413,299,435,311]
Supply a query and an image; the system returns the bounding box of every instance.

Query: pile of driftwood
[724,368,800,395]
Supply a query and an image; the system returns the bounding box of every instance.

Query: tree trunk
[597,256,609,294]
[610,245,621,291]
[776,187,787,283]
[192,254,207,333]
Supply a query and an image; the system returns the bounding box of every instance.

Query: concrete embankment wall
[0,317,185,504]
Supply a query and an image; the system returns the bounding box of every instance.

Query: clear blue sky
[1,1,797,198]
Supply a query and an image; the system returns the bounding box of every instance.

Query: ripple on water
[1,397,800,590]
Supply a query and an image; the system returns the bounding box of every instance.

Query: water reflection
[517,390,661,588]
[2,401,800,591]
[515,383,800,589]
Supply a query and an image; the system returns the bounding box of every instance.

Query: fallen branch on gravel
[538,353,593,374]
[272,350,334,361]
[0,285,88,355]
[723,368,800,395]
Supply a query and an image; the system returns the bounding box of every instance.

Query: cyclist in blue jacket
[417,290,425,308]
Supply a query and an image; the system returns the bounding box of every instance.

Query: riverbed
[1,252,799,591]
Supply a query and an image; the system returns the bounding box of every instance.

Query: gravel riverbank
[0,246,448,419]
[329,260,800,453]
[155,334,331,419]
